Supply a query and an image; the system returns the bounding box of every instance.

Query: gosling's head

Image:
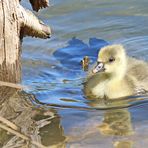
[93,44,127,79]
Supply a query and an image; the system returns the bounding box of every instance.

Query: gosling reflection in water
[87,99,134,148]
[98,109,133,136]
[100,109,134,148]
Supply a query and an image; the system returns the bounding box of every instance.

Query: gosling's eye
[109,57,115,63]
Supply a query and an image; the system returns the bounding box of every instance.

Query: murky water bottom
[22,0,148,147]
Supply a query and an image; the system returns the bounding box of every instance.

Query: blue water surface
[21,0,148,147]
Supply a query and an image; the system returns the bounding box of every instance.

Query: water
[21,0,148,147]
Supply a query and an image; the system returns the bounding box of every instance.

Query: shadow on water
[27,37,109,108]
[53,37,109,70]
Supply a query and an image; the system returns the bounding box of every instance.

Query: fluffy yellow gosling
[84,44,148,99]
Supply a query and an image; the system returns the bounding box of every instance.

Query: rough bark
[0,0,51,98]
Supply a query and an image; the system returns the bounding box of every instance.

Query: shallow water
[21,0,148,147]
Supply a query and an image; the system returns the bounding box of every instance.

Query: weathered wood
[0,1,4,65]
[19,5,51,39]
[0,0,51,98]
[0,0,21,83]
[0,0,51,83]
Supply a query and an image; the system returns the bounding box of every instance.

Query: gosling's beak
[92,62,105,74]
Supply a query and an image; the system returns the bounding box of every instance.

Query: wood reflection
[0,87,66,147]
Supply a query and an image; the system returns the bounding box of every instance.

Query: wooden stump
[0,0,51,83]
[0,0,51,98]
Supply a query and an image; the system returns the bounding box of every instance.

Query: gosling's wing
[127,57,148,89]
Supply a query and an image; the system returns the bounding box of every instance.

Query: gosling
[84,44,148,99]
